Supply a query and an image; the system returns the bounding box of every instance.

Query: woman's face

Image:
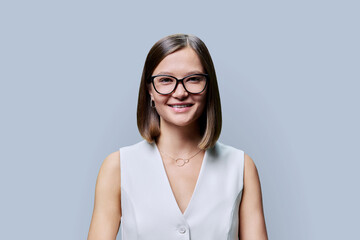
[148,47,207,129]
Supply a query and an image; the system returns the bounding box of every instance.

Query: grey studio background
[0,0,359,239]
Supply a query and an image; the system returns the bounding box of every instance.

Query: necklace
[159,147,203,167]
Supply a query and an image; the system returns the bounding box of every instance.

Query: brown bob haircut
[137,33,222,150]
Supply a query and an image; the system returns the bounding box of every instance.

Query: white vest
[119,140,244,240]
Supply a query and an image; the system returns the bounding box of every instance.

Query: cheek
[199,100,207,114]
[153,95,169,109]
[192,94,207,115]
[197,92,207,105]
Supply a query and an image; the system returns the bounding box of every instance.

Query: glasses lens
[153,76,176,94]
[183,74,207,93]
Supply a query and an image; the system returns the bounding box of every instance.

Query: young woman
[88,34,268,240]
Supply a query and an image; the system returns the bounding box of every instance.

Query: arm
[238,153,268,240]
[88,151,121,240]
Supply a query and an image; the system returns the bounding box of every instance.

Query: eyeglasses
[150,73,208,95]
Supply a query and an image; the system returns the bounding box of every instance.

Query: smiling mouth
[168,104,194,108]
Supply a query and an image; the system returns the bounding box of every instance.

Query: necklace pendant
[175,158,187,167]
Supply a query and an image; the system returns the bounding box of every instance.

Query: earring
[150,99,156,108]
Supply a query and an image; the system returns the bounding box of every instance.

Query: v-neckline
[153,142,209,217]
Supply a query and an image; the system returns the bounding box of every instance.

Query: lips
[168,103,194,108]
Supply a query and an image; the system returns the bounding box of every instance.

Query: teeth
[171,104,192,108]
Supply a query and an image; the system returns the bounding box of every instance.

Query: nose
[172,81,189,99]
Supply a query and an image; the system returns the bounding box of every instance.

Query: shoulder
[101,151,120,173]
[214,141,245,156]
[243,153,261,187]
[96,151,120,189]
[119,139,149,154]
[214,142,258,177]
[213,142,245,166]
[244,153,257,172]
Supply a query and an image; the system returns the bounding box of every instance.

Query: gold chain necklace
[159,148,203,167]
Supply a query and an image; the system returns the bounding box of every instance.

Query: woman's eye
[187,77,201,82]
[159,78,174,83]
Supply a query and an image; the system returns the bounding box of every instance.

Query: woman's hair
[137,33,222,150]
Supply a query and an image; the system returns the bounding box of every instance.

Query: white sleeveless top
[119,140,244,240]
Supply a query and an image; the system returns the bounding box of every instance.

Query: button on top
[178,227,186,234]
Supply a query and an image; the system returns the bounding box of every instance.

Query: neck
[156,119,203,156]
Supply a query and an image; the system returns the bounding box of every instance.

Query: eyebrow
[155,70,204,76]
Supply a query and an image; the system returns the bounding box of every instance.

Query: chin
[160,112,202,128]
[168,118,199,128]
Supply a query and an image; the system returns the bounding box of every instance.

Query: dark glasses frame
[149,73,209,95]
